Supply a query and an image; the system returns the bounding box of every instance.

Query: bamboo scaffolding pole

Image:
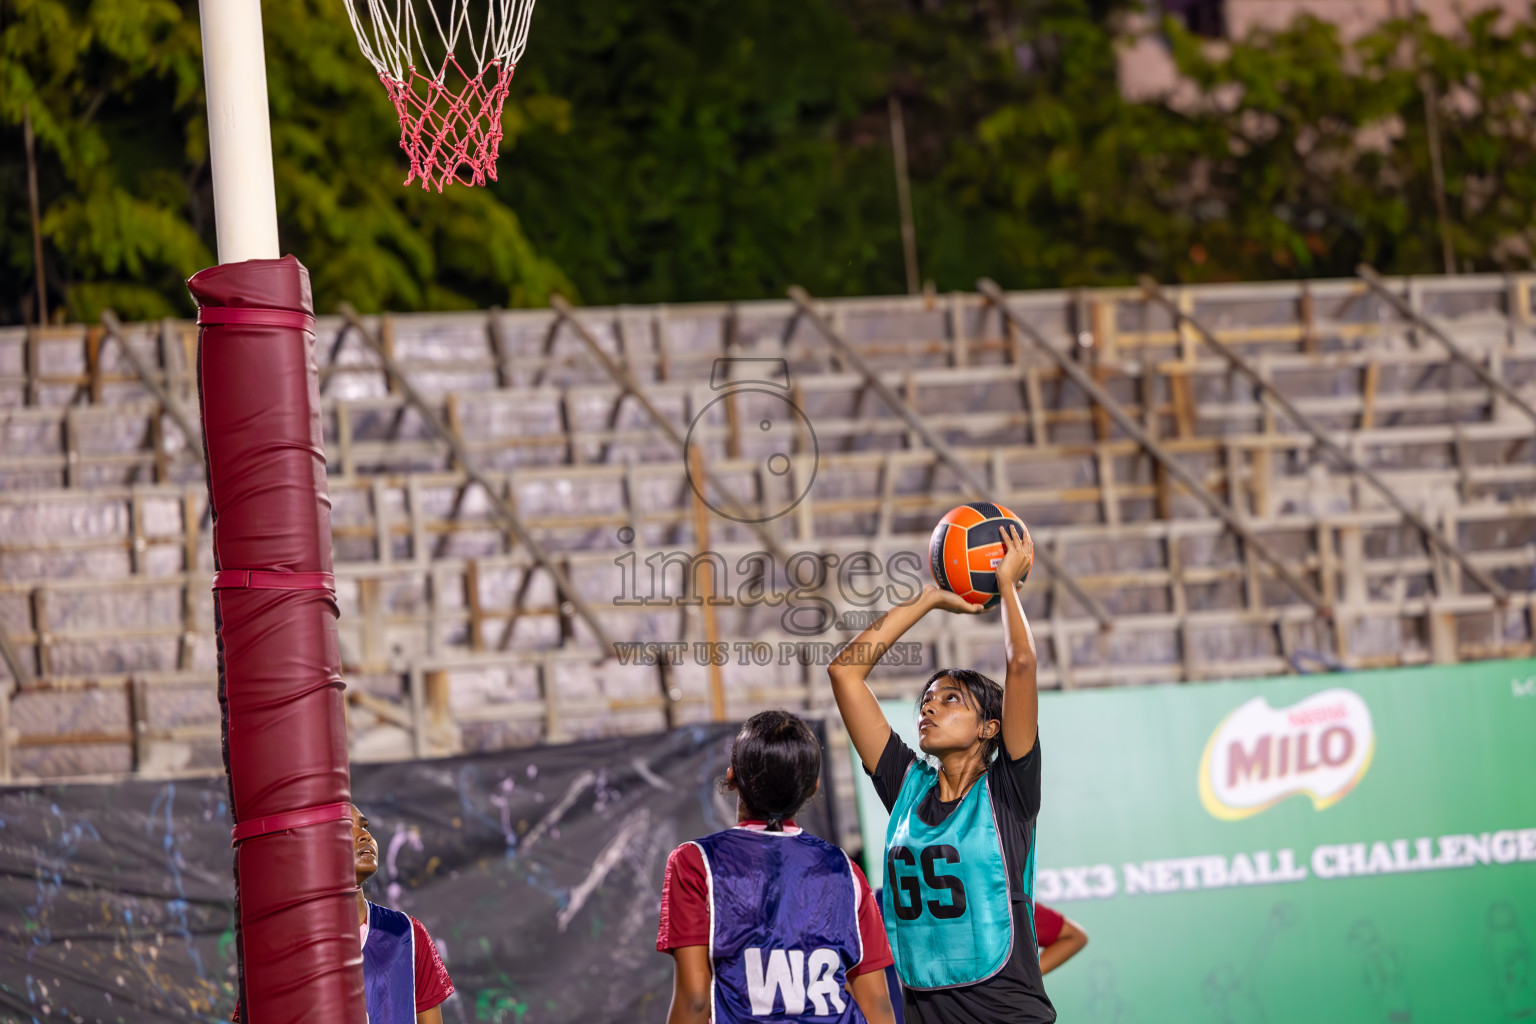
[0,628,32,688]
[688,444,727,721]
[98,311,205,463]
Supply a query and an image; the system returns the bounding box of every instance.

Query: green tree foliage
[495,0,901,304]
[930,4,1536,286]
[1,0,567,322]
[1,0,210,320]
[3,0,1536,324]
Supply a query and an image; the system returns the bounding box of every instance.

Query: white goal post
[198,0,280,263]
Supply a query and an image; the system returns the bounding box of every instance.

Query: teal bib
[881,761,1013,990]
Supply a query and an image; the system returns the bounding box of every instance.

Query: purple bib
[693,828,867,1024]
[363,901,416,1024]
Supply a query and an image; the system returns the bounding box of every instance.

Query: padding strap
[198,306,317,332]
[231,801,352,846]
[213,569,335,591]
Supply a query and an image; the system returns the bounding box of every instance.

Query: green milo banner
[852,659,1536,1022]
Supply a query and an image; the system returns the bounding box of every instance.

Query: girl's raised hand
[994,524,1033,590]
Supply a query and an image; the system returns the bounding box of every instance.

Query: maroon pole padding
[188,256,365,1024]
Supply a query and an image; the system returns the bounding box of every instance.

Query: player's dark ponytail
[729,710,821,831]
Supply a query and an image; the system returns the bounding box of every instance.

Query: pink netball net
[343,0,538,191]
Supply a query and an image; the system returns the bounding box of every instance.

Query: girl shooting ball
[829,523,1056,1023]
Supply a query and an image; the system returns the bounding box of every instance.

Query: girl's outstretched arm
[666,946,712,1024]
[848,968,897,1024]
[1040,915,1089,975]
[995,524,1039,757]
[829,584,982,772]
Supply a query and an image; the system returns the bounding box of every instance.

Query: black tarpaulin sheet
[0,722,838,1023]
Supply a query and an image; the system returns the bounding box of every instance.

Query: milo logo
[1199,688,1375,821]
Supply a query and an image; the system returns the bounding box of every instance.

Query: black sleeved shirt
[869,731,1056,1024]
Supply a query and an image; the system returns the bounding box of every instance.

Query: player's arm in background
[658,844,712,1024]
[849,968,897,1024]
[995,524,1039,757]
[1040,915,1089,974]
[829,585,982,772]
[846,861,896,1024]
[666,946,712,1024]
[416,1008,444,1024]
